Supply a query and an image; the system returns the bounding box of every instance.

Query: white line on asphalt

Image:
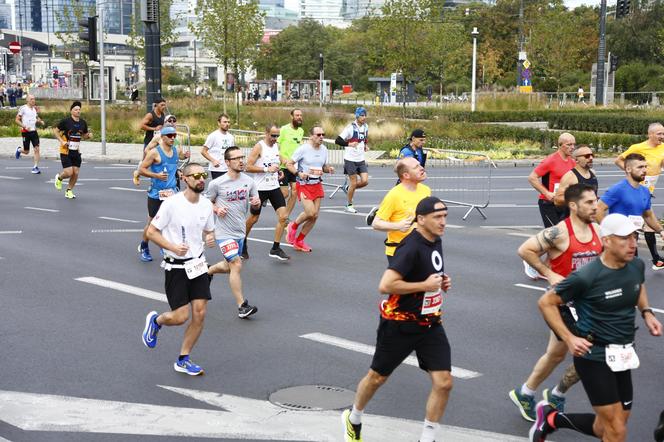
[60,178,132,181]
[0,436,12,441]
[0,230,22,234]
[5,166,49,169]
[300,332,482,380]
[322,209,366,216]
[246,237,294,248]
[94,166,136,169]
[75,276,167,303]
[112,163,136,167]
[98,216,141,223]
[514,283,546,291]
[24,206,59,213]
[506,233,533,238]
[91,229,144,233]
[109,186,145,192]
[355,226,374,230]
[250,227,276,231]
[481,225,541,229]
[0,175,23,180]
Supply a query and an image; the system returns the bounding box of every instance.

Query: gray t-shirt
[291,143,328,184]
[206,172,258,239]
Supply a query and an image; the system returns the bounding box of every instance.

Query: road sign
[8,41,21,54]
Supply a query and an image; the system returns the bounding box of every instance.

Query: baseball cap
[355,107,367,118]
[410,128,426,139]
[161,126,177,136]
[415,196,447,217]
[165,114,177,122]
[599,213,639,237]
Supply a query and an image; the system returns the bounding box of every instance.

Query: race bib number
[605,343,639,372]
[308,167,323,177]
[628,215,644,230]
[184,256,208,280]
[68,141,80,151]
[421,290,443,315]
[553,183,560,193]
[218,239,240,260]
[158,189,175,200]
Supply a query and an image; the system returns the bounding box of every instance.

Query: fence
[31,87,84,100]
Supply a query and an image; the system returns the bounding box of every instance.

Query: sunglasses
[270,134,279,138]
[228,156,246,161]
[576,153,594,159]
[314,133,325,137]
[167,119,176,123]
[186,172,208,180]
[164,134,177,139]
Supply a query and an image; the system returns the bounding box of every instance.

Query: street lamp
[471,27,479,112]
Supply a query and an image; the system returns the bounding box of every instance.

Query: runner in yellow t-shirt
[278,109,304,219]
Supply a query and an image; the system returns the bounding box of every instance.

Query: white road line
[24,206,59,213]
[94,166,136,169]
[506,233,533,238]
[355,226,374,230]
[0,175,23,180]
[91,229,144,233]
[250,227,276,231]
[5,166,49,169]
[322,209,366,216]
[98,216,141,223]
[247,237,294,248]
[300,332,482,380]
[515,283,546,291]
[481,225,541,229]
[75,276,167,303]
[0,230,22,234]
[109,186,145,192]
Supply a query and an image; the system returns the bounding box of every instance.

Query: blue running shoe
[174,356,204,376]
[542,388,566,412]
[15,146,21,159]
[138,243,153,262]
[142,311,160,348]
[509,388,536,422]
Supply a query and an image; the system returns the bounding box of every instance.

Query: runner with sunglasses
[553,146,598,209]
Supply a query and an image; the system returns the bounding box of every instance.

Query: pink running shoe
[294,238,312,252]
[286,222,297,244]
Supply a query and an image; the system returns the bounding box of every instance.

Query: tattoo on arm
[541,226,561,248]
[556,364,581,394]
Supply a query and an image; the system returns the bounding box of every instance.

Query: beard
[293,119,302,128]
[631,172,645,182]
[189,183,205,193]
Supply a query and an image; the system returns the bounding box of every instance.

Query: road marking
[91,228,144,233]
[75,276,167,303]
[94,166,136,169]
[506,233,533,238]
[300,332,482,380]
[515,283,546,291]
[98,216,141,223]
[5,166,49,169]
[322,209,366,216]
[0,175,23,180]
[250,227,276,231]
[109,186,145,192]
[0,230,22,234]
[355,226,374,230]
[354,224,464,230]
[24,206,59,213]
[247,237,294,248]
[481,225,541,229]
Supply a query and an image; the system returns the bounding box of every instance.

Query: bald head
[557,132,575,158]
[647,123,664,146]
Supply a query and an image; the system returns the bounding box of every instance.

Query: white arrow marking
[98,216,142,223]
[75,276,167,303]
[0,388,527,441]
[300,332,482,380]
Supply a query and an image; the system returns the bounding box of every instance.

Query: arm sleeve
[335,136,349,147]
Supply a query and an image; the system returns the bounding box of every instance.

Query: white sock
[349,405,363,425]
[420,419,438,442]
[552,385,565,397]
[520,383,536,397]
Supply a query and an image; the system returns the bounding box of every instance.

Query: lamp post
[471,27,479,112]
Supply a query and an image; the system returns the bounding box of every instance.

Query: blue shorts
[216,238,244,262]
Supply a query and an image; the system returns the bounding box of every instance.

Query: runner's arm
[146,224,188,256]
[642,209,664,238]
[614,155,626,171]
[527,170,553,200]
[200,145,220,167]
[596,200,609,222]
[371,215,413,233]
[138,149,160,178]
[52,127,67,145]
[145,136,160,151]
[539,289,593,355]
[286,159,298,176]
[14,112,23,128]
[378,269,442,295]
[244,143,264,173]
[335,136,348,147]
[518,224,568,283]
[637,285,663,336]
[553,171,576,207]
[139,112,154,132]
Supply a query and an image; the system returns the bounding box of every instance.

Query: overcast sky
[565,0,603,8]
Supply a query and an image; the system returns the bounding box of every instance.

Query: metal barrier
[31,87,84,100]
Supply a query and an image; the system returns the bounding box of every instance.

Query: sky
[564,0,603,8]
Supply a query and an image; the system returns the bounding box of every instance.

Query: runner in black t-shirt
[342,196,453,442]
[53,101,91,199]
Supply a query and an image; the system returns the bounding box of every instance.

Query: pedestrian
[201,114,234,180]
[141,162,216,376]
[53,101,92,199]
[0,84,6,108]
[336,106,369,213]
[342,196,453,442]
[134,97,167,185]
[14,94,45,174]
[278,109,305,219]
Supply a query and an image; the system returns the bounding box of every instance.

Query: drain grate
[269,385,355,411]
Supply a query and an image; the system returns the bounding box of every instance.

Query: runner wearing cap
[531,213,662,442]
[342,196,453,442]
[399,129,427,168]
[336,107,369,213]
[53,101,92,199]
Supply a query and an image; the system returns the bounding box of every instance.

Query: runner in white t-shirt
[14,95,45,174]
[335,107,369,213]
[202,113,235,179]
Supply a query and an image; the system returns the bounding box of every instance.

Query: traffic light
[79,16,98,62]
[610,54,619,73]
[616,0,630,18]
[6,54,15,72]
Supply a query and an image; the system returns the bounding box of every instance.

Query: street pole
[471,27,479,112]
[596,0,607,106]
[98,2,107,155]
[319,53,324,108]
[46,0,51,71]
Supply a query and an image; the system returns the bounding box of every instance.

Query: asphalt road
[1,159,663,442]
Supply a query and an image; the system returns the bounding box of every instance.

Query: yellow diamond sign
[523,60,531,69]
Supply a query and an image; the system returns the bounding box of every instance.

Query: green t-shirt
[555,257,644,362]
[278,124,304,166]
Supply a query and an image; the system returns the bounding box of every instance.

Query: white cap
[599,213,639,238]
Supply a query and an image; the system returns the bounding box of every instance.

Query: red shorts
[296,182,324,201]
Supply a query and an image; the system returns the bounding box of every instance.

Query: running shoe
[341,409,362,441]
[64,189,76,199]
[509,388,536,422]
[15,146,21,159]
[138,243,153,262]
[238,300,258,319]
[366,206,378,226]
[523,260,545,281]
[132,169,140,186]
[54,173,62,190]
[345,204,357,213]
[652,259,664,271]
[286,221,297,244]
[542,388,566,412]
[294,238,312,252]
[31,166,41,174]
[173,355,204,376]
[142,311,160,348]
[655,409,664,442]
[268,247,290,261]
[528,400,556,442]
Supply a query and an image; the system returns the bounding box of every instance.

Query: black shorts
[147,197,163,218]
[370,317,451,376]
[22,131,39,150]
[538,200,566,228]
[574,356,633,409]
[60,150,82,168]
[344,160,368,176]
[210,171,226,180]
[250,188,286,215]
[164,267,212,311]
[279,168,297,186]
[552,304,579,341]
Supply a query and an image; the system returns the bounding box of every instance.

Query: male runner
[531,213,662,441]
[206,146,259,318]
[371,157,430,262]
[134,97,167,185]
[336,106,369,213]
[285,126,334,252]
[202,114,234,179]
[614,123,664,269]
[510,184,602,421]
[278,109,304,218]
[53,101,92,199]
[342,196,453,442]
[141,162,216,376]
[398,129,427,167]
[14,94,45,174]
[243,124,290,261]
[553,145,598,207]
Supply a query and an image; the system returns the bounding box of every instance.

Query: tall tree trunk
[222,61,228,114]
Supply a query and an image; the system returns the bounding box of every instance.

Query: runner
[278,109,304,219]
[553,145,598,207]
[201,113,234,179]
[342,196,453,442]
[656,411,664,442]
[206,146,259,318]
[243,124,290,261]
[336,106,369,213]
[509,183,602,422]
[137,125,189,262]
[141,162,216,376]
[134,97,167,185]
[371,157,430,262]
[14,94,45,174]
[398,129,427,167]
[530,213,662,442]
[53,101,92,199]
[614,122,664,269]
[285,126,334,252]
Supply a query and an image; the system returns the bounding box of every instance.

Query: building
[0,0,11,29]
[299,0,345,26]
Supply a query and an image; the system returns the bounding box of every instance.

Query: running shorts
[344,160,368,176]
[574,356,633,409]
[296,182,324,201]
[22,131,40,150]
[250,188,286,215]
[60,150,82,168]
[164,267,212,311]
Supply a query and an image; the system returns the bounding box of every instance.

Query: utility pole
[142,0,162,113]
[319,52,324,108]
[99,1,107,155]
[517,0,525,87]
[596,0,607,106]
[471,27,479,112]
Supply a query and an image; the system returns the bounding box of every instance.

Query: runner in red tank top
[508,184,601,422]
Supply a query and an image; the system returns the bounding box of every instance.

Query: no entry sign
[9,41,21,54]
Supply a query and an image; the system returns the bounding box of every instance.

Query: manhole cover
[269,385,355,411]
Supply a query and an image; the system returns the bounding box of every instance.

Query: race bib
[642,175,659,194]
[68,141,80,151]
[158,189,175,200]
[421,290,443,315]
[628,215,644,230]
[184,256,208,280]
[308,167,323,177]
[605,343,639,372]
[218,239,240,260]
[553,183,560,193]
